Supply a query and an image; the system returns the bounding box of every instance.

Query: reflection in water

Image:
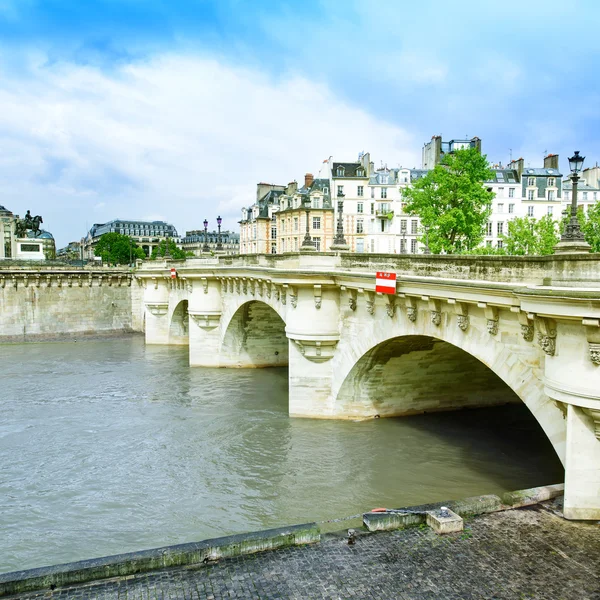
[0,337,563,573]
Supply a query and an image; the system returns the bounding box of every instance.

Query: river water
[0,336,563,573]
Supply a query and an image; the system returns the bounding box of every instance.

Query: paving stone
[7,504,600,600]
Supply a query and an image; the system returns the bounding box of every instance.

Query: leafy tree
[402,147,495,254]
[151,238,191,260]
[94,232,145,265]
[501,215,559,256]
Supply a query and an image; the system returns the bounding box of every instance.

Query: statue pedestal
[554,240,591,255]
[330,243,350,252]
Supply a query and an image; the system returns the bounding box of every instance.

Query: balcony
[375,209,394,219]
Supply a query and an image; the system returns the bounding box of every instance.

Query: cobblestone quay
[8,502,600,600]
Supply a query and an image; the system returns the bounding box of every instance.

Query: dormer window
[528,177,535,186]
[548,177,555,187]
[336,167,345,177]
[356,168,364,177]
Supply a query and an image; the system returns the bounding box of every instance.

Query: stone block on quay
[363,511,424,532]
[426,507,463,534]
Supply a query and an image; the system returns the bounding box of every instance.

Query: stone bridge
[136,253,600,521]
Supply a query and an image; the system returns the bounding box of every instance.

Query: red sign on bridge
[375,271,396,294]
[170,268,177,279]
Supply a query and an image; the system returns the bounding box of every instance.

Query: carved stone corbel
[427,298,441,326]
[57,276,63,288]
[403,296,418,322]
[536,316,557,356]
[281,285,287,305]
[12,275,17,289]
[145,302,168,317]
[242,278,248,295]
[189,311,221,330]
[385,295,396,318]
[22,275,29,288]
[449,300,469,332]
[517,312,534,342]
[363,290,375,315]
[200,277,208,294]
[0,276,5,289]
[235,278,240,294]
[583,319,600,366]
[265,281,272,298]
[313,285,322,310]
[257,279,264,297]
[584,408,600,439]
[341,286,357,311]
[287,285,297,308]
[249,279,256,296]
[479,304,499,336]
[274,285,280,302]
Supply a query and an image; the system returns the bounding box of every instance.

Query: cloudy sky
[1,0,599,247]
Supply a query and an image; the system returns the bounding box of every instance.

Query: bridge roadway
[136,252,600,521]
[8,501,600,599]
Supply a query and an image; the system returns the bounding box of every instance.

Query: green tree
[151,238,191,260]
[502,215,559,256]
[402,147,495,254]
[563,203,600,252]
[94,232,145,265]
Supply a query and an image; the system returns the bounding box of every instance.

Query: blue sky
[1,0,599,246]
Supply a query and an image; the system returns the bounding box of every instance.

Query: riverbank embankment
[2,484,598,599]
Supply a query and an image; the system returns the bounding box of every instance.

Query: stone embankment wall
[0,268,143,341]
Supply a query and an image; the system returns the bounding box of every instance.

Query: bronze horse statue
[15,211,43,238]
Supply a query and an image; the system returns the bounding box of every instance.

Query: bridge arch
[169,299,189,345]
[220,300,288,368]
[331,310,567,466]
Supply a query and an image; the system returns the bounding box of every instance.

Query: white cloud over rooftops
[0,51,419,245]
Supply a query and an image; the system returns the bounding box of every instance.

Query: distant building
[276,175,334,252]
[422,135,481,170]
[57,241,83,260]
[239,184,286,254]
[83,219,178,258]
[180,230,239,256]
[0,205,16,259]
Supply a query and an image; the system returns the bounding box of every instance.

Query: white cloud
[0,52,419,246]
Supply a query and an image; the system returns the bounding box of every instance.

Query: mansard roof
[332,162,367,178]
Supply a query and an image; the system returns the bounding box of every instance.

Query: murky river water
[0,336,563,573]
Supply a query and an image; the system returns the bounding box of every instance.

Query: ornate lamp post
[331,188,349,251]
[300,195,316,252]
[216,216,223,251]
[202,219,209,252]
[554,150,590,254]
[401,223,407,254]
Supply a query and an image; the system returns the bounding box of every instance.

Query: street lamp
[401,224,407,254]
[331,188,349,251]
[300,195,316,252]
[164,233,171,258]
[202,219,209,252]
[216,215,223,251]
[554,150,590,254]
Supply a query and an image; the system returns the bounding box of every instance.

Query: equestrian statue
[15,210,43,238]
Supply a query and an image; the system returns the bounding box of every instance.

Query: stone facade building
[83,219,178,259]
[180,230,239,256]
[239,184,286,254]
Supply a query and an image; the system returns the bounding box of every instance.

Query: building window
[271,226,277,239]
[497,240,503,249]
[583,192,588,200]
[357,202,364,214]
[548,190,555,201]
[357,185,364,197]
[337,185,344,196]
[411,220,418,234]
[400,219,407,233]
[509,188,515,198]
[282,239,286,252]
[509,204,514,214]
[312,217,321,230]
[294,237,298,251]
[371,203,375,215]
[486,222,493,236]
[486,240,492,247]
[498,187,504,197]
[548,177,555,187]
[381,188,387,199]
[497,222,503,235]
[380,219,386,232]
[527,190,535,200]
[528,206,534,217]
[371,187,375,198]
[595,193,598,201]
[565,191,570,201]
[547,206,553,216]
[294,217,298,231]
[411,239,417,253]
[400,239,406,253]
[356,220,364,234]
[356,168,364,177]
[336,167,345,177]
[497,203,504,213]
[528,177,535,186]
[312,237,321,251]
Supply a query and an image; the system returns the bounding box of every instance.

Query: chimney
[509,157,524,181]
[286,181,298,195]
[304,173,314,188]
[544,153,559,170]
